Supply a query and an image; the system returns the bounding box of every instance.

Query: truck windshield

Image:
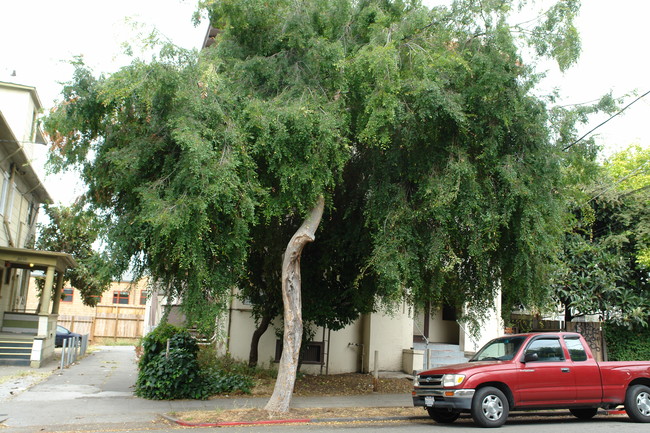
[470,336,526,362]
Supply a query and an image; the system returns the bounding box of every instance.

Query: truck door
[516,337,576,406]
[563,335,602,403]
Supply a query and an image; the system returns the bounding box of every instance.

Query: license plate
[425,396,435,407]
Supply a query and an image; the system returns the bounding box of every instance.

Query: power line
[563,89,650,151]
[586,158,650,204]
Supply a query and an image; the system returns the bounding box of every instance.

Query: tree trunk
[563,298,573,326]
[248,314,272,368]
[264,196,325,413]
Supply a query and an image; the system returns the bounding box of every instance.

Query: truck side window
[524,338,565,362]
[564,337,588,362]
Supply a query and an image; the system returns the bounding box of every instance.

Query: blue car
[55,325,81,347]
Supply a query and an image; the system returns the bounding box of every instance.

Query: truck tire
[570,408,598,419]
[426,407,460,423]
[625,384,650,422]
[471,386,509,428]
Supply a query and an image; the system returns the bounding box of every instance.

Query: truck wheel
[625,384,650,422]
[471,386,509,428]
[426,407,460,423]
[570,408,598,419]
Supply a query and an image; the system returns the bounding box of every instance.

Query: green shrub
[137,322,186,369]
[135,325,253,400]
[604,323,650,361]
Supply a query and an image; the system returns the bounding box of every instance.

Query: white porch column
[51,271,65,314]
[39,266,55,315]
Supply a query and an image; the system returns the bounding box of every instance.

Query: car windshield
[470,336,526,362]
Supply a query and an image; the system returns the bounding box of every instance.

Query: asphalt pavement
[0,346,413,431]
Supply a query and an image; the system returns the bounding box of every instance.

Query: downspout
[2,164,16,247]
[226,286,235,353]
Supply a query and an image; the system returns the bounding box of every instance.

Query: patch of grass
[0,371,50,385]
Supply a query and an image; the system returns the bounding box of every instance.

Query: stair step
[0,346,32,356]
[0,358,31,366]
[0,333,34,366]
[0,341,32,347]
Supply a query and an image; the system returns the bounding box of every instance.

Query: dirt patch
[174,406,426,424]
[174,373,417,425]
[244,373,413,397]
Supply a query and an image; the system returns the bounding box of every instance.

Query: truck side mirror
[523,352,538,363]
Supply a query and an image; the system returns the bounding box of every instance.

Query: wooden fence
[58,305,145,342]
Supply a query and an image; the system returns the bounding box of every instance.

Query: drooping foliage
[45,0,582,335]
[36,202,115,306]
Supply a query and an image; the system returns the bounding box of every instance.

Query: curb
[161,409,630,428]
[161,413,428,427]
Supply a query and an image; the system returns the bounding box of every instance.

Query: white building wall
[427,309,460,343]
[459,288,503,353]
[301,320,363,375]
[0,84,41,156]
[362,302,413,373]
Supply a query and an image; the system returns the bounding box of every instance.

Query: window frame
[523,337,566,362]
[563,336,589,362]
[62,288,74,303]
[274,340,325,365]
[112,291,130,305]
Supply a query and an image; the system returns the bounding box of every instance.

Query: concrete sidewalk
[0,346,412,430]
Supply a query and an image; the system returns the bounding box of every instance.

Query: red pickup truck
[412,332,650,427]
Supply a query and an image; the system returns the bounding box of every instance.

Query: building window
[62,288,74,302]
[112,291,129,304]
[274,340,324,364]
[140,290,148,305]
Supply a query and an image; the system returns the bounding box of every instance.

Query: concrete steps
[0,334,33,366]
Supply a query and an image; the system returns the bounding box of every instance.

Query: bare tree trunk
[264,196,325,413]
[248,313,272,368]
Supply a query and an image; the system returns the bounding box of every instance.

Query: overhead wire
[563,89,650,151]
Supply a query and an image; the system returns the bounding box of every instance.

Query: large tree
[46,0,582,413]
[36,202,115,305]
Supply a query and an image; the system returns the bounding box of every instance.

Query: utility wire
[586,158,650,204]
[563,89,650,151]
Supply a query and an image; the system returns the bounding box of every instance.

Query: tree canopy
[44,0,584,333]
[36,202,115,306]
[554,144,650,327]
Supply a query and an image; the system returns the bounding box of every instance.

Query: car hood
[419,361,508,376]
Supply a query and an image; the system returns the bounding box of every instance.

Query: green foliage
[604,323,650,361]
[36,202,116,306]
[554,143,650,327]
[137,323,186,370]
[605,144,650,269]
[198,346,277,380]
[136,324,253,399]
[45,0,586,337]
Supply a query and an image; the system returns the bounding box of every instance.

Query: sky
[1,0,648,205]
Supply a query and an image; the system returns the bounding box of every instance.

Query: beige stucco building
[0,81,77,367]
